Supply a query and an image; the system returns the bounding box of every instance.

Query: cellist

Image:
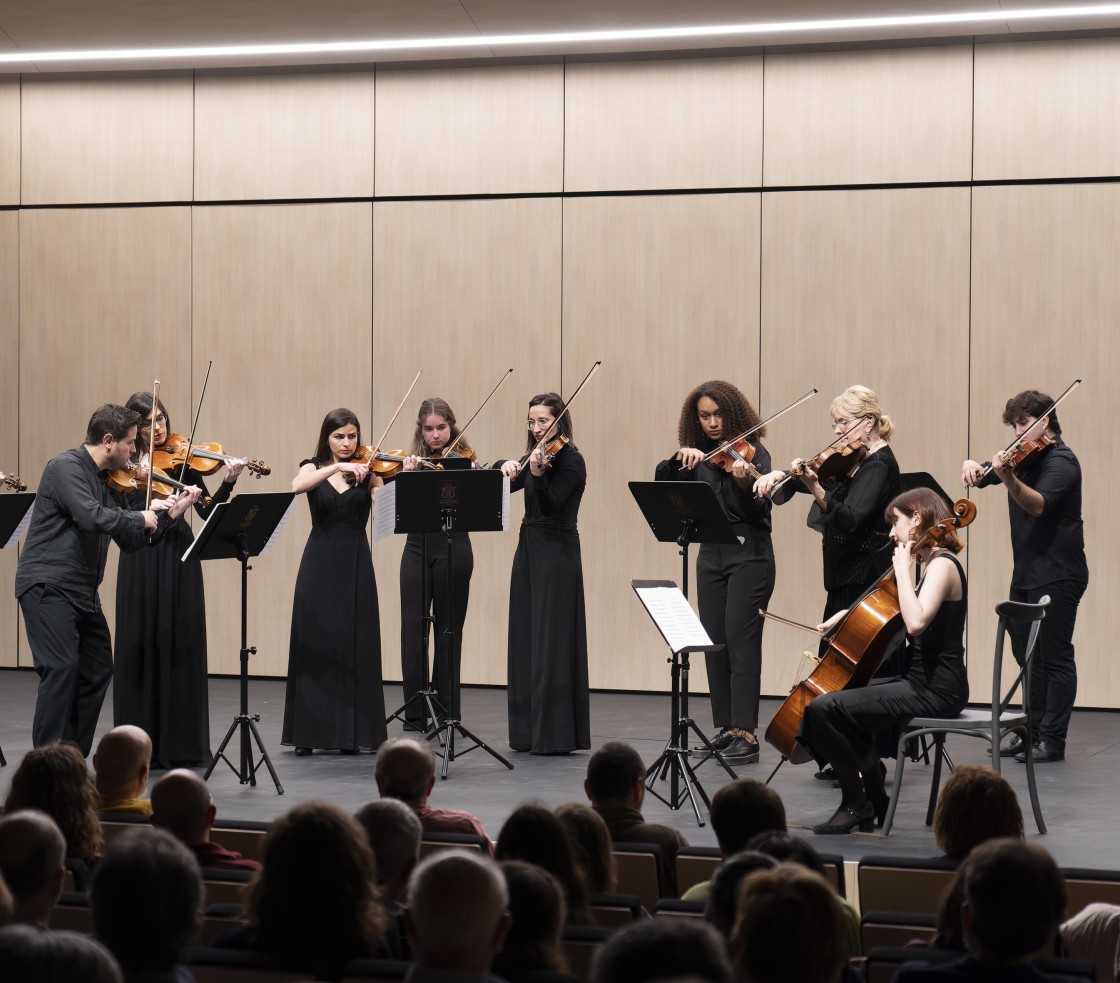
[799,487,967,834]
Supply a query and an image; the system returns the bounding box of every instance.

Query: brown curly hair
[933,765,1024,861]
[4,742,104,864]
[677,381,765,449]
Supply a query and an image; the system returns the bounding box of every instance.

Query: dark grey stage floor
[1,668,1118,873]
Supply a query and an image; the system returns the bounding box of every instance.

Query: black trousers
[696,537,775,733]
[20,584,113,756]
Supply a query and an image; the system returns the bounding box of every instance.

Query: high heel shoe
[812,801,876,835]
[869,794,890,829]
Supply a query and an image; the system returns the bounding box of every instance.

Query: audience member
[355,798,423,902]
[149,768,260,871]
[93,725,153,815]
[590,917,732,983]
[933,764,1025,861]
[89,827,201,983]
[3,741,104,864]
[496,803,591,924]
[375,737,492,850]
[0,871,12,926]
[703,850,776,937]
[681,778,785,902]
[556,801,616,895]
[493,861,569,983]
[406,849,510,982]
[0,923,123,983]
[1060,903,1120,983]
[584,741,687,896]
[0,811,67,926]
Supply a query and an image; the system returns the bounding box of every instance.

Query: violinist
[655,381,775,764]
[962,390,1087,763]
[800,488,967,834]
[497,392,590,754]
[399,397,476,731]
[113,392,239,768]
[284,408,387,756]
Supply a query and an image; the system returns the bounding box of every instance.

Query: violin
[431,446,476,463]
[985,433,1054,477]
[154,433,270,478]
[706,436,763,479]
[790,438,868,482]
[764,498,977,764]
[1,470,27,492]
[518,435,569,472]
[105,461,212,507]
[350,445,440,481]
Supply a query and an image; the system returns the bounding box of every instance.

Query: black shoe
[709,729,735,752]
[339,748,359,755]
[294,747,312,756]
[1017,739,1065,763]
[869,794,890,829]
[814,767,837,781]
[402,720,428,732]
[720,737,760,764]
[991,734,1024,758]
[812,801,876,835]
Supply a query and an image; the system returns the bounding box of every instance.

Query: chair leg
[1022,742,1048,835]
[925,737,945,826]
[882,734,910,835]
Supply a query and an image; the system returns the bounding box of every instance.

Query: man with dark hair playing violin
[14,405,194,756]
[962,390,1088,763]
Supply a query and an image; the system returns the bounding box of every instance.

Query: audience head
[591,917,733,983]
[3,742,104,863]
[375,737,437,806]
[89,827,201,974]
[585,741,645,806]
[150,768,216,845]
[493,861,567,979]
[0,811,67,926]
[745,830,827,879]
[354,798,423,901]
[934,764,1024,861]
[496,802,590,924]
[704,850,777,937]
[92,725,152,800]
[555,801,617,894]
[710,780,786,857]
[407,850,510,972]
[0,924,122,983]
[732,864,845,983]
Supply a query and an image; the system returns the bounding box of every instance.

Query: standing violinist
[113,392,240,769]
[498,392,590,754]
[800,487,968,834]
[962,390,1087,763]
[655,381,775,764]
[399,397,476,731]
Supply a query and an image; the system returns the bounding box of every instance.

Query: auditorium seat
[587,892,646,927]
[857,854,958,916]
[610,842,662,911]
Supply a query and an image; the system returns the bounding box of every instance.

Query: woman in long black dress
[399,397,476,730]
[284,408,386,755]
[114,392,242,768]
[498,393,590,754]
[800,487,968,834]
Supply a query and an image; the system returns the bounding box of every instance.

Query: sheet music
[373,480,397,542]
[3,501,33,550]
[633,585,713,653]
[260,498,299,558]
[502,475,510,531]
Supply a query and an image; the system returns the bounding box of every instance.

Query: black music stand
[1,492,35,767]
[189,492,295,795]
[394,469,513,779]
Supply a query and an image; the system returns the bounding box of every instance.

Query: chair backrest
[210,826,268,862]
[201,868,253,907]
[560,925,612,983]
[652,898,705,920]
[48,891,93,933]
[185,947,313,983]
[1061,867,1120,918]
[418,831,488,857]
[859,910,937,952]
[587,892,645,928]
[610,843,662,912]
[993,596,1050,721]
[674,846,720,897]
[856,855,958,916]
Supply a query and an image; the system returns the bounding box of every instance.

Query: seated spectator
[149,768,260,871]
[1060,902,1120,983]
[89,827,201,983]
[3,742,104,865]
[0,923,123,983]
[934,764,1024,861]
[215,800,387,980]
[375,737,492,850]
[0,811,67,926]
[703,850,776,937]
[493,861,568,983]
[591,917,732,983]
[681,778,785,902]
[584,741,687,896]
[406,850,510,982]
[0,871,12,926]
[93,725,152,815]
[555,802,616,895]
[355,798,423,903]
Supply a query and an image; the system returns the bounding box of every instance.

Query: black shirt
[654,438,773,535]
[509,444,586,532]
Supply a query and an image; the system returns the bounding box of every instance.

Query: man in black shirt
[963,390,1088,762]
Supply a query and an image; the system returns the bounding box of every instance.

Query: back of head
[150,768,214,845]
[710,780,786,856]
[89,827,201,973]
[375,737,436,805]
[92,725,152,797]
[704,850,778,937]
[355,798,423,894]
[934,765,1024,861]
[496,803,589,923]
[556,802,616,894]
[0,811,67,918]
[408,850,510,972]
[0,924,123,983]
[586,741,644,803]
[494,861,567,979]
[745,831,826,878]
[591,917,732,983]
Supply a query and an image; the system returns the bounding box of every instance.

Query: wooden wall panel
[192,203,373,678]
[562,193,761,695]
[0,213,17,666]
[372,198,562,688]
[194,72,376,201]
[970,185,1116,708]
[374,64,563,196]
[21,75,193,204]
[763,45,973,186]
[974,38,1120,180]
[759,188,971,698]
[564,56,763,192]
[0,78,18,205]
[17,207,192,664]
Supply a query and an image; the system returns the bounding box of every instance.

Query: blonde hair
[830,385,894,442]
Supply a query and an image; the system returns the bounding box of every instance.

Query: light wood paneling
[969,184,1116,708]
[372,198,562,688]
[194,72,376,201]
[374,64,563,196]
[564,56,763,192]
[974,38,1120,181]
[759,188,971,700]
[0,213,17,666]
[562,193,761,695]
[192,203,373,678]
[763,45,973,186]
[21,75,193,204]
[17,207,192,665]
[0,78,18,205]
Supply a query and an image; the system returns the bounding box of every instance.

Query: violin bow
[175,359,214,485]
[371,369,424,455]
[145,379,160,511]
[443,367,513,457]
[681,387,819,470]
[524,360,601,465]
[980,378,1082,479]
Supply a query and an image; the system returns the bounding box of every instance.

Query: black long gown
[506,444,591,754]
[114,467,231,768]
[282,462,387,752]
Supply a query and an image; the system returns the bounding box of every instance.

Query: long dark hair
[124,392,170,457]
[410,397,472,457]
[677,381,764,448]
[314,408,361,464]
[884,488,964,554]
[524,393,576,453]
[495,803,590,924]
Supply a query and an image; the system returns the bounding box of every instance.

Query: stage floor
[1,669,1117,872]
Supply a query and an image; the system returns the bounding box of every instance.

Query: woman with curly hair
[655,381,775,763]
[4,742,104,865]
[933,764,1024,861]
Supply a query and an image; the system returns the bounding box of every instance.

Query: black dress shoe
[709,729,735,752]
[294,747,312,756]
[812,801,876,835]
[720,737,760,764]
[869,794,890,828]
[814,767,837,781]
[1017,739,1065,763]
[990,734,1024,757]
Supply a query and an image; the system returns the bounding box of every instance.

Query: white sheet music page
[634,585,712,653]
[373,480,397,542]
[260,498,299,558]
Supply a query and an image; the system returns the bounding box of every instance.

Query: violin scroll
[1,470,27,492]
